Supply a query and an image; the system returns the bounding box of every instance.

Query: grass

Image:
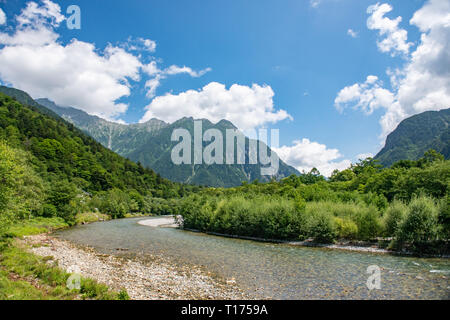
[0,217,130,300]
[6,217,69,238]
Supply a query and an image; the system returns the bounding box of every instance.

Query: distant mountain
[32,98,299,187]
[0,86,63,120]
[36,98,167,155]
[375,108,450,167]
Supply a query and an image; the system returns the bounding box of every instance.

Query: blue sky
[0,0,448,175]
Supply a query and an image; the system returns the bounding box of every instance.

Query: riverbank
[139,216,393,254]
[22,234,247,300]
[56,217,450,299]
[178,226,449,258]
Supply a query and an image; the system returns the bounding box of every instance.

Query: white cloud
[125,37,157,53]
[0,1,141,120]
[17,0,64,27]
[164,65,211,77]
[140,82,292,130]
[142,61,212,98]
[347,29,358,38]
[367,3,413,57]
[274,139,352,177]
[335,75,396,114]
[310,0,321,8]
[0,8,6,25]
[0,1,211,121]
[336,0,450,140]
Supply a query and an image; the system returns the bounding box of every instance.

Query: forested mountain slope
[375,109,450,167]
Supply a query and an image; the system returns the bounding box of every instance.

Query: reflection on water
[54,217,450,300]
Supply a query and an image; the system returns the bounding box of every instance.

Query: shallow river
[54,217,450,300]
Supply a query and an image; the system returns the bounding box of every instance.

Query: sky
[0,0,449,176]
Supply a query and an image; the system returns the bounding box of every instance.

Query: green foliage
[353,206,382,241]
[0,141,47,235]
[117,289,130,300]
[384,200,407,237]
[333,217,358,240]
[438,194,450,239]
[0,90,192,226]
[91,189,131,219]
[0,242,121,300]
[6,217,68,237]
[396,196,440,252]
[181,195,305,240]
[38,204,58,218]
[0,91,184,198]
[306,212,337,244]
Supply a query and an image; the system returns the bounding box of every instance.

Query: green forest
[178,153,449,254]
[0,92,199,230]
[0,91,449,255]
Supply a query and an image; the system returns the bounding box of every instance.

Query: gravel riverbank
[22,234,247,300]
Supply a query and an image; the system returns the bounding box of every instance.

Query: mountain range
[0,86,298,187]
[3,85,448,184]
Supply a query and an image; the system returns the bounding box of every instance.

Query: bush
[384,200,407,237]
[180,195,305,240]
[307,212,337,243]
[117,289,130,300]
[304,201,382,241]
[396,196,440,251]
[438,194,450,239]
[39,204,57,218]
[353,206,382,241]
[334,217,358,239]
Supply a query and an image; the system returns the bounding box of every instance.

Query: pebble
[23,234,248,300]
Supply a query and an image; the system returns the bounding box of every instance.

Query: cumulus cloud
[273,139,352,177]
[335,75,396,114]
[140,82,292,130]
[367,2,413,57]
[0,0,211,121]
[336,0,450,140]
[0,1,142,120]
[0,8,6,25]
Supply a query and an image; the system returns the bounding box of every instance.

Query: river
[54,216,450,300]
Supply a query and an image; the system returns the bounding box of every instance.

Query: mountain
[32,97,299,187]
[375,108,450,167]
[0,87,183,197]
[0,86,63,120]
[35,98,167,155]
[126,117,299,187]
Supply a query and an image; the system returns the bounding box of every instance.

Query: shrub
[307,212,337,244]
[334,217,358,239]
[438,194,450,239]
[180,195,305,240]
[384,200,407,237]
[117,289,130,300]
[354,206,382,241]
[39,204,57,218]
[396,196,440,251]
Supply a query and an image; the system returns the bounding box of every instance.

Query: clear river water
[54,217,450,300]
